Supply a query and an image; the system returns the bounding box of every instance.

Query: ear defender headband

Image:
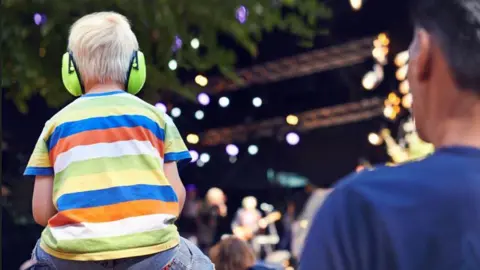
[61,50,146,97]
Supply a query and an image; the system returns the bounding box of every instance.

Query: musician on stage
[231,196,268,257]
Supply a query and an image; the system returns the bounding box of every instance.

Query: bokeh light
[155,102,167,113]
[226,144,239,156]
[286,132,300,145]
[197,93,210,106]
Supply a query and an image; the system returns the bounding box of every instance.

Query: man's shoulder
[334,157,439,202]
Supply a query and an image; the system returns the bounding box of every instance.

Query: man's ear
[413,29,433,82]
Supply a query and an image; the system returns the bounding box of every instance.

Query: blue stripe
[165,151,192,169]
[81,90,125,97]
[24,167,54,176]
[47,115,165,150]
[164,151,192,163]
[56,184,178,211]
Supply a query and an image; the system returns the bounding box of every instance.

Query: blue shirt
[300,147,480,270]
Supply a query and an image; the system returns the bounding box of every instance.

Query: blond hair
[68,12,139,85]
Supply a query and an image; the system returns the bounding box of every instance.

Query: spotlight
[195,75,208,87]
[252,97,262,107]
[368,133,383,146]
[197,93,210,106]
[189,150,199,162]
[155,102,167,113]
[226,144,239,156]
[195,110,204,120]
[219,97,230,108]
[168,59,177,70]
[286,132,300,145]
[200,153,210,163]
[286,115,299,126]
[186,134,199,144]
[191,38,200,49]
[171,107,181,118]
[248,145,258,155]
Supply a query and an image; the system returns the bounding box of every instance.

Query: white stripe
[50,213,176,241]
[54,140,161,173]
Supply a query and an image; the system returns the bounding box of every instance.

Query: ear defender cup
[125,51,147,95]
[61,51,146,96]
[61,52,84,97]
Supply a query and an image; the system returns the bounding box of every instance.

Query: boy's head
[68,12,139,89]
[408,0,480,144]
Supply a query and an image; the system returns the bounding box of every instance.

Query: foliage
[1,0,331,112]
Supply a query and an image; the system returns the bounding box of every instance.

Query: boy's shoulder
[48,92,169,126]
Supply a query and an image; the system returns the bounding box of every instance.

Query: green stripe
[54,155,162,192]
[42,225,178,253]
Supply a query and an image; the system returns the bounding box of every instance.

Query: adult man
[300,1,480,269]
[24,12,213,269]
[197,187,228,253]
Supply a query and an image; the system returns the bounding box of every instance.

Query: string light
[189,150,199,162]
[186,134,199,144]
[252,97,262,107]
[226,144,239,156]
[396,65,408,81]
[200,153,210,163]
[286,115,299,126]
[171,107,181,118]
[219,97,230,108]
[235,6,248,24]
[399,80,410,95]
[350,0,362,11]
[172,35,182,52]
[191,38,200,49]
[197,93,210,106]
[195,110,204,120]
[362,71,378,90]
[195,75,208,87]
[155,102,167,113]
[168,59,177,70]
[402,93,413,109]
[368,132,383,145]
[248,145,259,155]
[286,132,300,145]
[394,51,409,67]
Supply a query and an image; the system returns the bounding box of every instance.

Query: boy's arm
[24,123,57,226]
[162,114,192,213]
[164,162,186,212]
[32,175,57,226]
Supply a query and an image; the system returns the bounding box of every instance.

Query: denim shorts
[28,237,214,270]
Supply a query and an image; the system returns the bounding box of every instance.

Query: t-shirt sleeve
[299,181,393,270]
[163,115,191,166]
[24,124,54,176]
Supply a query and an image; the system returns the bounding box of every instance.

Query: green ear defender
[61,51,147,96]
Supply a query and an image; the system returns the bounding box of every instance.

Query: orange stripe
[49,200,178,227]
[50,126,165,163]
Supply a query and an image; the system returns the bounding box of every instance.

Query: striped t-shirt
[24,90,191,261]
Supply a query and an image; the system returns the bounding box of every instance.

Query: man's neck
[85,82,124,94]
[434,103,480,149]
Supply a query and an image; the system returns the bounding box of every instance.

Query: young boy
[24,12,213,269]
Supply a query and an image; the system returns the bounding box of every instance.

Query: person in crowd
[178,184,201,244]
[23,12,212,269]
[197,187,228,253]
[301,1,480,269]
[209,237,276,270]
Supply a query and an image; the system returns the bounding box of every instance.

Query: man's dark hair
[410,0,480,93]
